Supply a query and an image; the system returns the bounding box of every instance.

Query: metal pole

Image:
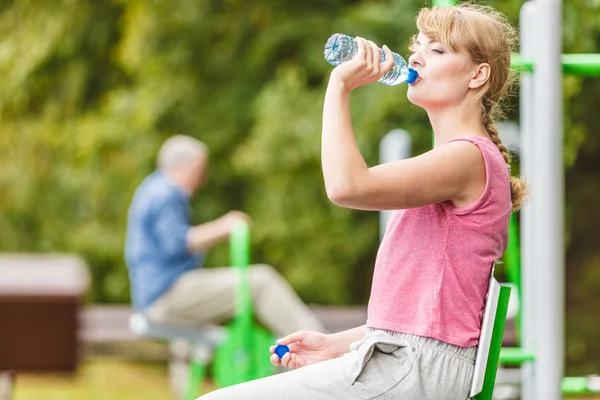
[519,3,538,400]
[531,0,564,399]
[379,129,411,241]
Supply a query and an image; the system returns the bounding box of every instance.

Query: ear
[468,63,490,89]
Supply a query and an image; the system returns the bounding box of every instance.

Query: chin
[407,90,447,111]
[407,89,425,108]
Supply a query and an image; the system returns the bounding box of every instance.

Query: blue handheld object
[274,344,290,359]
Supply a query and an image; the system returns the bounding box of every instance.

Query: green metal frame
[562,377,599,395]
[186,362,207,400]
[504,37,600,398]
[185,223,275,399]
[473,285,512,400]
[504,213,521,343]
[499,347,536,365]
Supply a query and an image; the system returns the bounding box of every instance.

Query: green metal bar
[562,376,600,395]
[230,223,252,320]
[562,377,590,395]
[512,53,600,75]
[185,361,207,400]
[495,349,599,394]
[496,349,600,394]
[505,213,521,343]
[496,350,600,394]
[562,54,600,75]
[474,285,511,400]
[505,214,521,288]
[229,222,254,381]
[230,223,251,267]
[499,347,536,364]
[511,54,534,73]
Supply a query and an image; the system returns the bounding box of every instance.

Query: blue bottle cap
[405,68,419,84]
[274,344,290,359]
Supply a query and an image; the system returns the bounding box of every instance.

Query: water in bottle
[324,33,418,86]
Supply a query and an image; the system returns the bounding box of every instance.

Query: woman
[200,3,526,399]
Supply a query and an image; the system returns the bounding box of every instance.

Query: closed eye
[432,49,444,54]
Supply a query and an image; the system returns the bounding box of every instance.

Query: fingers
[270,353,282,367]
[356,37,387,78]
[276,330,307,345]
[270,350,291,368]
[287,342,302,353]
[224,210,252,229]
[280,352,298,369]
[361,38,373,72]
[270,344,299,369]
[281,352,292,366]
[381,44,395,75]
[354,36,366,61]
[269,346,284,367]
[273,342,301,353]
[233,210,252,224]
[367,40,380,75]
[336,36,392,89]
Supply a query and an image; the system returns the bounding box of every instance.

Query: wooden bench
[80,305,369,348]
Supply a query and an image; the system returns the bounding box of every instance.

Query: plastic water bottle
[324,33,418,86]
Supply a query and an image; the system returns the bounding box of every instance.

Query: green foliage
[0,0,433,305]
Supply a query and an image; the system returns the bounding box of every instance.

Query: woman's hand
[269,330,340,370]
[330,37,395,92]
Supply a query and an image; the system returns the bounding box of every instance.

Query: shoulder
[425,138,486,176]
[445,136,511,182]
[131,173,181,212]
[437,137,487,158]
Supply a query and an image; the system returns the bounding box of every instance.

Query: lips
[410,77,422,86]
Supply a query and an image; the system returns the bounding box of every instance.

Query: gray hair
[157,135,207,170]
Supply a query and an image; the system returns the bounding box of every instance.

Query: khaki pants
[146,264,325,336]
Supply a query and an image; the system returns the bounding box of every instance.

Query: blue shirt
[125,171,205,310]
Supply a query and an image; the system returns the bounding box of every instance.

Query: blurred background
[0,0,599,398]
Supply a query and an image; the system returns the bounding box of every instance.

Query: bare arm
[322,40,485,211]
[325,325,366,357]
[272,324,367,369]
[186,211,250,252]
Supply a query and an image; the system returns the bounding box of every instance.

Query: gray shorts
[198,329,476,400]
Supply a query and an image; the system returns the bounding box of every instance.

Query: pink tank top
[366,136,512,347]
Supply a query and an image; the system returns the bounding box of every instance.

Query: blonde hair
[414,3,528,211]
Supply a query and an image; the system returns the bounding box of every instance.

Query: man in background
[125,135,324,336]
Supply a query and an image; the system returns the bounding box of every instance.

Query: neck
[163,169,192,197]
[426,100,487,148]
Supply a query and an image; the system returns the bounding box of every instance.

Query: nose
[409,52,424,69]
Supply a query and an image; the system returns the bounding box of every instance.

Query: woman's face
[406,32,477,110]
